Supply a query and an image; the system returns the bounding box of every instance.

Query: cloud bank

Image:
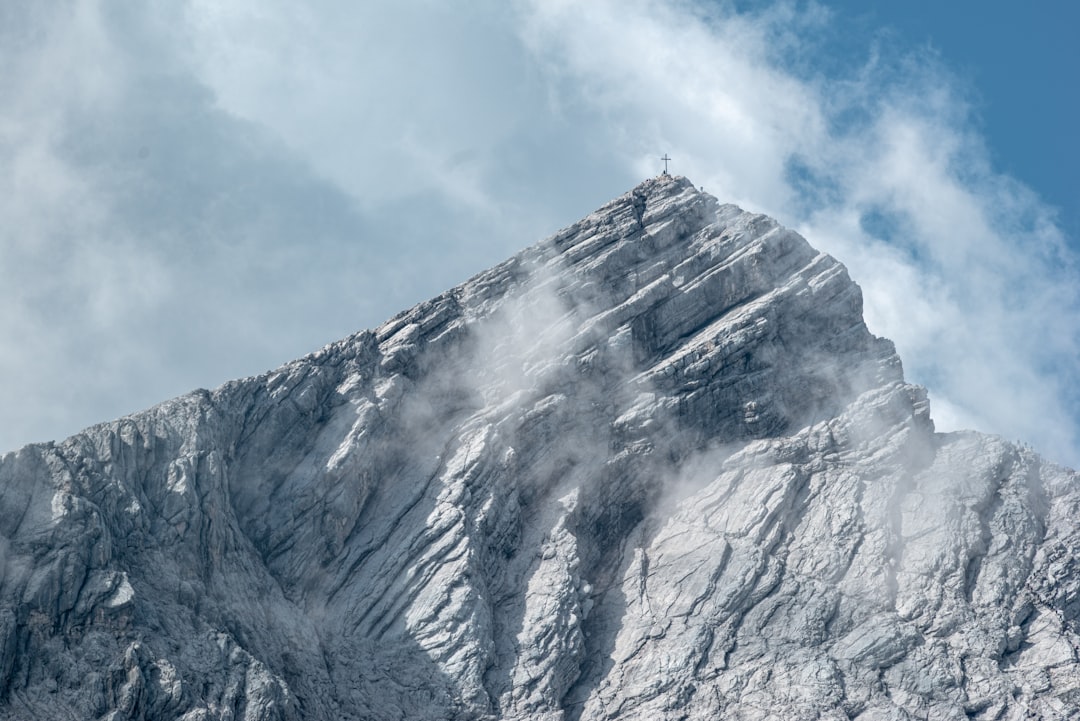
[1,0,1077,467]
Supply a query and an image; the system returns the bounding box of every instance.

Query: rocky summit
[1,175,1078,720]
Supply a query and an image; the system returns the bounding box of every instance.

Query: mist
[1,1,1076,470]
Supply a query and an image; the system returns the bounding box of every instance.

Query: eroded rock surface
[1,175,1077,719]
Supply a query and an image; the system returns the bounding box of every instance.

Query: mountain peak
[0,180,1077,720]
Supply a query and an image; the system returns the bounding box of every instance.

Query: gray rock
[0,175,1077,719]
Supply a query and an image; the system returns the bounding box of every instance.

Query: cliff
[1,175,1077,719]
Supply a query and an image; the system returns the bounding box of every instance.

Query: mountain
[1,175,1078,720]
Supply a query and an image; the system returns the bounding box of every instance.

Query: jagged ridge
[0,176,1078,720]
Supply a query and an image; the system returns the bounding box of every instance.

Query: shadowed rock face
[1,175,1078,720]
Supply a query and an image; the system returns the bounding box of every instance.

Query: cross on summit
[661,154,671,175]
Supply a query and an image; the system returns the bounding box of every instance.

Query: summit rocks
[1,175,1078,719]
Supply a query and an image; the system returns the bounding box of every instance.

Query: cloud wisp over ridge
[518,0,1080,466]
[1,0,1076,467]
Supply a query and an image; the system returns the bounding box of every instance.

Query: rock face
[1,175,1078,720]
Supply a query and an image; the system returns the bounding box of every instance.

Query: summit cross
[661,154,671,175]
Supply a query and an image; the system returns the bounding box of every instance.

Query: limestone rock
[0,175,1077,719]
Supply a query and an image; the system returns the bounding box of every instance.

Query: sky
[1,0,1077,468]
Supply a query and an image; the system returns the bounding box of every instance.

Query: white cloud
[179,1,532,214]
[515,0,1080,466]
[520,0,828,212]
[0,2,172,443]
[0,0,1076,468]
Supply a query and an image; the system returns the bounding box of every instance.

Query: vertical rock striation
[0,175,1077,719]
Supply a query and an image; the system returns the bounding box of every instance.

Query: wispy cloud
[1,1,1075,467]
[517,0,1080,466]
[0,2,383,448]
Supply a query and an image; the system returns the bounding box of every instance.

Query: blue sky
[803,0,1079,239]
[1,1,1077,467]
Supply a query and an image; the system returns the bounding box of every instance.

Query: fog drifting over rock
[1,177,1077,719]
[0,1,1077,468]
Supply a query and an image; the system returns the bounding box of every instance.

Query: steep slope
[0,175,1077,720]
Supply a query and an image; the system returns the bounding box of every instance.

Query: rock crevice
[1,175,1078,720]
